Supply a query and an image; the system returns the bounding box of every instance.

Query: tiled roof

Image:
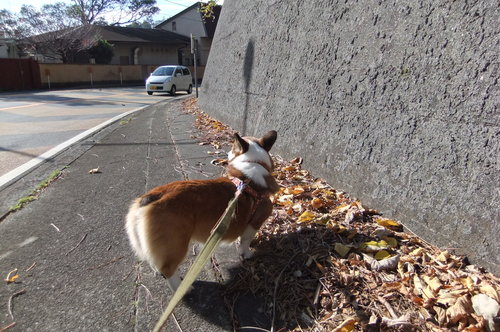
[98,26,190,44]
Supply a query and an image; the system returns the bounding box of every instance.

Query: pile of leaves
[182,99,499,332]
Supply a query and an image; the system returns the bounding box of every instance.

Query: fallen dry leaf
[436,250,450,263]
[361,240,390,252]
[298,210,316,223]
[423,275,443,293]
[334,243,351,258]
[88,167,101,174]
[447,294,472,324]
[374,250,391,260]
[479,283,500,303]
[363,253,400,271]
[375,217,403,231]
[332,317,357,332]
[311,197,323,209]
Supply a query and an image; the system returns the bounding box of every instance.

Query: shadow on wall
[242,39,255,135]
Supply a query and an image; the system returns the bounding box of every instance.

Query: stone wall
[199,0,499,273]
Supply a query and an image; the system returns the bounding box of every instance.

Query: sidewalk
[0,98,260,331]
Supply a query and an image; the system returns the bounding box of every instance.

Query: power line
[164,0,194,8]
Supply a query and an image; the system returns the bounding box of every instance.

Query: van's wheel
[170,85,176,96]
[147,91,153,95]
[187,85,192,94]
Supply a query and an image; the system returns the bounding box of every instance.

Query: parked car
[145,65,193,96]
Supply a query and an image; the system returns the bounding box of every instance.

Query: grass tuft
[8,167,67,213]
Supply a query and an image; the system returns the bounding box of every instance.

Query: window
[172,21,176,31]
[119,56,130,65]
[182,68,190,75]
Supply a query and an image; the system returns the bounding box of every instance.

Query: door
[172,67,183,89]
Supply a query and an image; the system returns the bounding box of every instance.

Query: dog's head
[227,130,279,193]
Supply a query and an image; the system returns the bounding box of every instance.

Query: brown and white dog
[126,130,279,290]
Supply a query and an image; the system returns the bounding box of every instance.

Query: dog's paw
[240,249,255,260]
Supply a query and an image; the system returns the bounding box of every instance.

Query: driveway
[0,87,182,181]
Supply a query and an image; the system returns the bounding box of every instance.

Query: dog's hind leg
[146,221,191,291]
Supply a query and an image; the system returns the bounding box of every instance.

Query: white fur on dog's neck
[228,141,272,188]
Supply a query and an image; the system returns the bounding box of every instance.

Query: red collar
[231,177,263,199]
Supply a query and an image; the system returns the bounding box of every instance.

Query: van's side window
[182,68,190,75]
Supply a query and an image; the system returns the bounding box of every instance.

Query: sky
[0,0,217,24]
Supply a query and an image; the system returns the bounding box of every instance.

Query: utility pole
[191,34,198,98]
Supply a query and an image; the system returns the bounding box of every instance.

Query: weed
[8,167,67,213]
[120,117,132,125]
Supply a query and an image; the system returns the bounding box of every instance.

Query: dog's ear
[260,130,277,151]
[233,132,249,155]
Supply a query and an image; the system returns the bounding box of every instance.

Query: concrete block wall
[199,0,499,273]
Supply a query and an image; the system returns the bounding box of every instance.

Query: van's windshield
[151,67,175,76]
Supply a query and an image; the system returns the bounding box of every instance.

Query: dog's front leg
[239,226,258,259]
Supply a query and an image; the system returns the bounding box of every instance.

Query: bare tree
[27,25,99,63]
[0,0,159,62]
[68,0,159,26]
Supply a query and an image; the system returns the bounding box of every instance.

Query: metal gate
[0,59,41,91]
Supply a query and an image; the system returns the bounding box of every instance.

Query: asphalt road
[0,87,179,179]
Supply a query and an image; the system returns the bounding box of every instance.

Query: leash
[152,184,245,332]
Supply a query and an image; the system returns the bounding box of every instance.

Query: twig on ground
[381,314,413,327]
[4,269,18,283]
[50,223,60,232]
[65,233,87,256]
[0,322,16,332]
[122,266,135,281]
[140,283,154,313]
[377,295,398,319]
[313,282,322,305]
[88,256,124,271]
[7,289,26,320]
[172,313,183,332]
[25,262,36,272]
[239,327,272,332]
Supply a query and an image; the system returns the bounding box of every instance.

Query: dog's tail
[139,192,162,207]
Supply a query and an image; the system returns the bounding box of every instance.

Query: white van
[145,65,193,96]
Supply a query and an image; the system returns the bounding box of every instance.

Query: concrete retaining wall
[199,0,499,272]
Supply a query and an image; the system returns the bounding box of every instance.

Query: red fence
[0,59,41,91]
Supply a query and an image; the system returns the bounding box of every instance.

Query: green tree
[126,20,153,29]
[200,0,219,20]
[88,39,114,64]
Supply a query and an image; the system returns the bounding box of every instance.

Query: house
[94,26,191,65]
[10,25,190,65]
[0,31,18,58]
[155,2,222,67]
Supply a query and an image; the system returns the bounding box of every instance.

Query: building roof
[98,26,190,44]
[155,2,222,38]
[157,2,200,25]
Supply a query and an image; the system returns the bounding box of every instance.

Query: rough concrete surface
[199,0,499,272]
[1,99,266,331]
